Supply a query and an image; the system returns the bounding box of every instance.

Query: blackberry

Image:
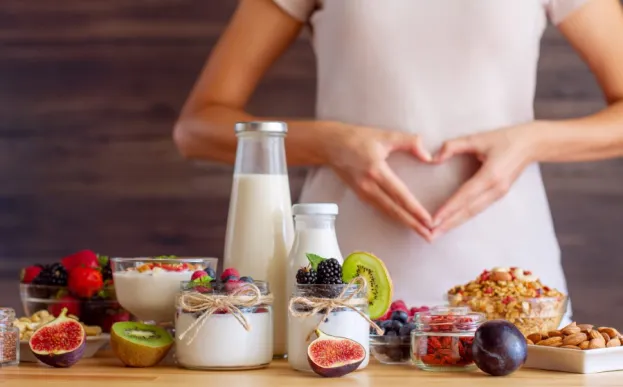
[296,267,317,284]
[317,258,342,283]
[317,276,343,285]
[33,263,68,286]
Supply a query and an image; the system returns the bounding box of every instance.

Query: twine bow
[177,283,274,344]
[288,276,383,341]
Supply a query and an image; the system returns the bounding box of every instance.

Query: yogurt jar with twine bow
[287,276,383,373]
[175,280,274,370]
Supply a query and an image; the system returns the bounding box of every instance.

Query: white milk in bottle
[287,203,343,301]
[223,121,294,357]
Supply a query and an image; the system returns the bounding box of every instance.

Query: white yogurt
[175,311,273,369]
[288,310,370,372]
[114,269,193,323]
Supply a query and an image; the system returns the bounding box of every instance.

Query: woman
[174,0,623,323]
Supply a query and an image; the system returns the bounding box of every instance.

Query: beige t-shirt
[274,0,589,322]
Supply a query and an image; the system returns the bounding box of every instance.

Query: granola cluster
[446,267,567,336]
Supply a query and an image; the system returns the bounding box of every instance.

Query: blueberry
[379,320,394,333]
[222,275,239,282]
[391,310,409,324]
[239,276,254,283]
[385,330,398,337]
[390,320,403,332]
[399,323,416,337]
[206,267,216,279]
[387,347,404,362]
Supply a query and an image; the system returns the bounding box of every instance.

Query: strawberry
[20,265,43,284]
[220,267,240,281]
[390,300,407,311]
[49,294,81,317]
[61,250,99,272]
[68,267,104,298]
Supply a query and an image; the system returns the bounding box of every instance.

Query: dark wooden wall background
[2,1,622,325]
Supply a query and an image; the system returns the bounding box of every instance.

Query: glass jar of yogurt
[287,283,370,372]
[175,280,273,370]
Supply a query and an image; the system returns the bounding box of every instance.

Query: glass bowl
[20,284,128,333]
[445,293,568,336]
[370,335,412,365]
[111,257,218,324]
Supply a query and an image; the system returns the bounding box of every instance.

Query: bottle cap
[292,203,339,216]
[234,121,288,134]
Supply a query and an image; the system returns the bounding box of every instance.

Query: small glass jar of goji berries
[411,306,485,372]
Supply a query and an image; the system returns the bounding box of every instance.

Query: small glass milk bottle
[223,121,295,357]
[286,203,343,306]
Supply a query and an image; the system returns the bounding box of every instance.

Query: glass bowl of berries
[19,250,129,333]
[369,300,429,365]
[446,267,568,337]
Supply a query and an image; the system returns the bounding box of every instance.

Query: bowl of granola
[446,267,567,336]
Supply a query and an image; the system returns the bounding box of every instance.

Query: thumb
[433,135,478,164]
[388,133,432,162]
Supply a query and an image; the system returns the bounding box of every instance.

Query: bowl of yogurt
[111,257,218,323]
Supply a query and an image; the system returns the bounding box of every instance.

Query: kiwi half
[110,322,173,367]
[341,251,393,320]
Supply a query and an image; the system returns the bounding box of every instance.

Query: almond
[579,341,590,350]
[578,324,593,333]
[601,332,611,342]
[589,338,606,349]
[562,326,581,335]
[537,336,563,347]
[607,338,621,348]
[548,330,563,338]
[527,333,543,343]
[598,327,620,338]
[526,339,534,345]
[561,345,581,350]
[490,271,513,282]
[589,330,603,340]
[563,332,588,346]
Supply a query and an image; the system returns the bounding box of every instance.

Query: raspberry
[220,267,240,281]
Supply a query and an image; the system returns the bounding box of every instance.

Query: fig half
[307,329,365,378]
[29,307,86,368]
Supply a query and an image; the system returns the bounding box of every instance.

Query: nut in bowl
[527,322,622,350]
[446,267,567,336]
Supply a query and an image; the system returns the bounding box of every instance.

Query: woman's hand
[324,124,435,241]
[430,124,540,239]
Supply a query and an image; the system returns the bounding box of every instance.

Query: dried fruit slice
[341,251,393,320]
[29,307,86,368]
[307,330,365,377]
[110,322,173,367]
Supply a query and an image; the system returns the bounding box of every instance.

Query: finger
[388,133,432,162]
[432,166,494,226]
[433,136,476,164]
[431,187,499,240]
[359,180,433,242]
[374,162,433,227]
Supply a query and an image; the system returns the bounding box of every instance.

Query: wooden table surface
[2,351,622,387]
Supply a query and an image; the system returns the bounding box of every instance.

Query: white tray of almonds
[524,321,623,373]
[16,310,109,363]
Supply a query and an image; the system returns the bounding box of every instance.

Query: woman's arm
[429,0,623,238]
[173,0,330,166]
[533,0,623,162]
[174,0,436,239]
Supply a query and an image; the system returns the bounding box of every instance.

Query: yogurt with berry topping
[175,280,274,370]
[111,257,217,323]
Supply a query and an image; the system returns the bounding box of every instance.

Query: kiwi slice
[110,322,173,367]
[341,251,393,320]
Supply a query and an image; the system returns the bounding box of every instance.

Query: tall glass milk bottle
[223,121,294,358]
[287,203,343,296]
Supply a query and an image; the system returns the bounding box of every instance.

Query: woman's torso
[274,0,580,318]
